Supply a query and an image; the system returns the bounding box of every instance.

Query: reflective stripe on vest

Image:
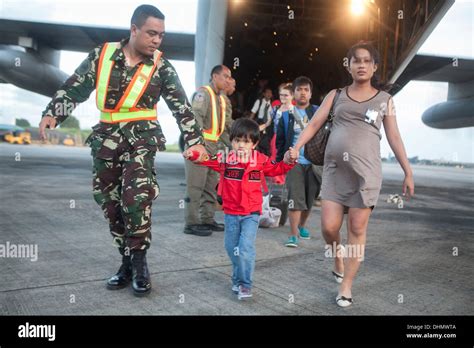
[201,85,226,142]
[95,42,162,123]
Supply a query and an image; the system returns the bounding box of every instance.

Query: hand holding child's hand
[286,147,299,163]
[284,148,298,164]
[183,149,209,162]
[183,150,194,160]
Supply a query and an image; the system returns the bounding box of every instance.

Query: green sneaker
[298,226,311,239]
[285,236,299,248]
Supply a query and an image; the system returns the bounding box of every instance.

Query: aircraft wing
[391,55,474,95]
[0,18,194,61]
[391,54,474,129]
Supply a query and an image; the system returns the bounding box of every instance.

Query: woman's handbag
[304,89,341,165]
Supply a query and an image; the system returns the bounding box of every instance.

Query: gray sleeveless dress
[321,87,393,209]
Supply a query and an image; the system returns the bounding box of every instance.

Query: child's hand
[183,150,201,162]
[284,149,297,164]
[183,150,210,162]
[183,150,194,160]
[286,147,299,163]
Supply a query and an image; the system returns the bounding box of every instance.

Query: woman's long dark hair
[346,41,390,91]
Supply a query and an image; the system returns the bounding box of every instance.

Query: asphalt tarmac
[0,143,472,315]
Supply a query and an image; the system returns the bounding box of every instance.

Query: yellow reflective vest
[96,42,161,123]
[201,85,226,142]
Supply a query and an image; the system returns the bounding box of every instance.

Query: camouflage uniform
[184,85,231,226]
[42,38,203,253]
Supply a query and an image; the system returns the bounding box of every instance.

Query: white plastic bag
[259,195,282,228]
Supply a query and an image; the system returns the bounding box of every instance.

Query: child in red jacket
[184,118,297,300]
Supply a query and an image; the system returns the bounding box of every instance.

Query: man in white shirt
[250,87,273,121]
[250,87,273,155]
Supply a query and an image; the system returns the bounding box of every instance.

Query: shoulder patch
[76,59,92,75]
[193,92,205,103]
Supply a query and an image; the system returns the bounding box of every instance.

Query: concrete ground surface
[0,143,473,315]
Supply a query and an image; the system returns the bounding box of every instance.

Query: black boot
[183,224,212,236]
[131,250,152,296]
[203,221,225,232]
[106,255,132,290]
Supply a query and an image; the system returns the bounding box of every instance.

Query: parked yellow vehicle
[63,137,75,146]
[4,131,31,144]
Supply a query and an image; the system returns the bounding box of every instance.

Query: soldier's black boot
[106,255,132,290]
[131,250,152,297]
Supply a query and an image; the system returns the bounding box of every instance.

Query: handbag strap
[327,89,342,122]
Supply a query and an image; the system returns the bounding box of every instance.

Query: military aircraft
[0,0,471,129]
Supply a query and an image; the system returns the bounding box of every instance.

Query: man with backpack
[276,76,321,247]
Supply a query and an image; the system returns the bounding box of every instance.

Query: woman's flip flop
[332,270,344,284]
[336,295,353,308]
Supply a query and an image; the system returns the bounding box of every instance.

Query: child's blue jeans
[224,213,260,289]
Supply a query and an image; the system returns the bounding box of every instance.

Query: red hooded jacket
[197,150,295,215]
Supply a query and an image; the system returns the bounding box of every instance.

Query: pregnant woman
[293,41,415,307]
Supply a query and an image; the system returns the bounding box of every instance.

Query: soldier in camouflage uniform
[183,65,233,236]
[39,5,206,296]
